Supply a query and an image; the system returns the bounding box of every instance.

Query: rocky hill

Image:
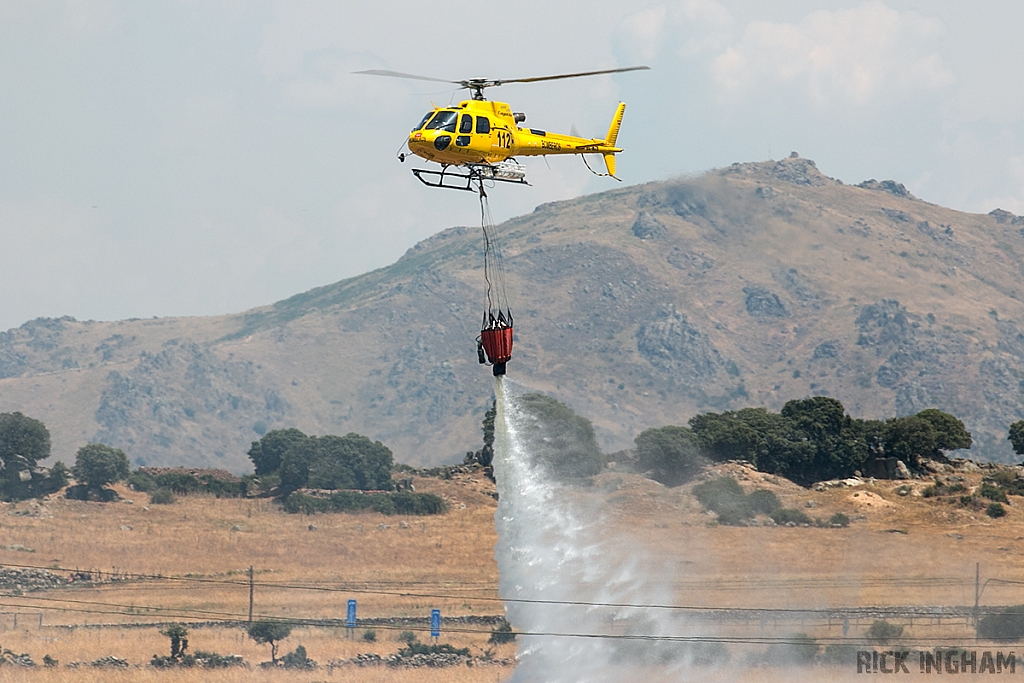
[4,155,1024,471]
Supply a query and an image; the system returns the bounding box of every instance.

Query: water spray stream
[493,378,712,683]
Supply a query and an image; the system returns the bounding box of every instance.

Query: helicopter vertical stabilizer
[603,102,625,178]
[605,102,626,146]
[603,153,617,178]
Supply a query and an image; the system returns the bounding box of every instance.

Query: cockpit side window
[413,112,433,131]
[425,111,458,133]
[459,114,473,134]
[476,116,490,134]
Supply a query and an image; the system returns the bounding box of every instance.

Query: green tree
[914,408,972,455]
[72,443,130,490]
[883,416,936,467]
[248,428,308,475]
[743,398,867,486]
[781,396,846,440]
[247,620,292,663]
[488,618,516,644]
[279,433,394,493]
[478,400,496,467]
[160,623,189,660]
[688,412,759,463]
[774,398,867,485]
[1009,421,1024,458]
[848,418,886,459]
[0,411,51,469]
[635,426,705,486]
[0,412,51,499]
[514,393,603,481]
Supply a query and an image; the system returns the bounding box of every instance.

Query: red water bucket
[480,326,513,376]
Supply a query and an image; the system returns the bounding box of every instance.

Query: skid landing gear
[412,162,528,192]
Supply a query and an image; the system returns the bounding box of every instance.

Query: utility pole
[974,562,980,637]
[248,566,254,623]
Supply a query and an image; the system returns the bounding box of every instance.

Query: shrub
[39,462,70,495]
[488,619,516,644]
[770,508,812,526]
[283,493,327,514]
[391,492,447,515]
[980,483,1009,503]
[154,472,202,494]
[692,478,786,525]
[923,480,967,498]
[635,425,706,486]
[282,491,446,516]
[398,631,416,644]
[693,477,753,525]
[193,651,243,668]
[822,644,859,666]
[281,645,315,670]
[866,619,904,643]
[828,512,850,527]
[127,471,157,492]
[398,638,470,658]
[979,605,1024,641]
[369,495,395,515]
[761,633,818,666]
[715,506,752,526]
[987,502,1007,518]
[362,630,377,642]
[991,469,1024,493]
[747,489,781,514]
[150,488,177,505]
[692,477,745,510]
[198,474,247,498]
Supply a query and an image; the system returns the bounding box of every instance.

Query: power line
[0,561,990,617]
[0,596,1001,648]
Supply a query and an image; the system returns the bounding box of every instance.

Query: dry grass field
[3,464,1024,680]
[0,472,508,679]
[0,473,501,624]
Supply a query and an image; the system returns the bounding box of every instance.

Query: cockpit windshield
[424,110,458,133]
[412,112,433,131]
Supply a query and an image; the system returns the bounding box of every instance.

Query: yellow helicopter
[354,67,649,191]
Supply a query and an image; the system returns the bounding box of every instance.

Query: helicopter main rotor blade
[496,65,650,86]
[352,69,458,84]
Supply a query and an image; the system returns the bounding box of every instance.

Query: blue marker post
[430,609,441,641]
[347,599,357,640]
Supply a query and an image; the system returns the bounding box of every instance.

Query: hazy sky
[2,1,1023,332]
